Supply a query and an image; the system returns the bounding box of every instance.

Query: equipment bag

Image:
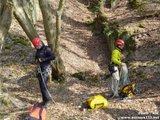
[86,95,108,109]
[25,103,47,120]
[119,84,138,98]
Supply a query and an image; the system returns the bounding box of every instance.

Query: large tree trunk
[0,0,13,53]
[12,0,39,40]
[39,0,65,81]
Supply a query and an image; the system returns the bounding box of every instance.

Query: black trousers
[37,68,51,105]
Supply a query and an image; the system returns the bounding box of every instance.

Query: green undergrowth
[87,0,119,11]
[5,33,30,50]
[86,1,136,56]
[92,19,136,55]
[13,36,30,46]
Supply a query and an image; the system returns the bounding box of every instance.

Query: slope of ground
[0,0,160,120]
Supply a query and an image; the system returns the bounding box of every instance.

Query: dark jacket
[35,45,55,70]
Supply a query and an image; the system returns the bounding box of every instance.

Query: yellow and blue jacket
[111,47,123,66]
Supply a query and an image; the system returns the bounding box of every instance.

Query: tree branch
[55,0,65,52]
[12,0,38,41]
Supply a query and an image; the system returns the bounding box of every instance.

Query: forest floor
[0,0,160,120]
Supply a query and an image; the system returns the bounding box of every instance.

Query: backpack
[25,103,47,120]
[86,95,108,109]
[119,84,138,98]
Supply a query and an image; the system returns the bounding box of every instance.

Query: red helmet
[115,39,125,47]
[32,37,41,48]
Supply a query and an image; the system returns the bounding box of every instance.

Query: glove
[38,58,45,62]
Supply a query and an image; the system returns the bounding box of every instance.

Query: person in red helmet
[32,37,43,49]
[32,37,55,105]
[109,39,130,98]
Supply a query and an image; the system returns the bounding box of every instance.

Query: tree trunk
[0,0,13,111]
[94,0,114,60]
[39,0,66,81]
[0,0,13,52]
[12,0,39,41]
[52,0,66,81]
[22,0,40,25]
[38,0,55,51]
[94,0,108,33]
[55,0,65,50]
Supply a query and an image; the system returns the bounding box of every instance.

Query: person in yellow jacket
[110,39,130,98]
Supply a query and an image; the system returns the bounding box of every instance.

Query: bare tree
[0,0,66,111]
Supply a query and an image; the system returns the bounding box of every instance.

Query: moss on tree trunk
[0,0,12,52]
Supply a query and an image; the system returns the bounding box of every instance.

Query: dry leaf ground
[0,0,160,120]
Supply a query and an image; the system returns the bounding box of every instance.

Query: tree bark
[12,0,39,41]
[39,0,66,81]
[38,0,55,51]
[0,0,13,52]
[0,0,5,15]
[22,0,40,25]
[55,0,65,51]
[52,0,66,81]
[0,0,13,110]
[94,0,108,33]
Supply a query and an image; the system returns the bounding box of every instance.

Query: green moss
[4,44,11,49]
[0,95,11,111]
[13,36,29,46]
[72,72,86,81]
[157,52,160,56]
[138,22,145,28]
[88,1,101,13]
[103,24,136,54]
[4,61,16,66]
[85,20,95,26]
[129,0,143,9]
[2,97,10,107]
